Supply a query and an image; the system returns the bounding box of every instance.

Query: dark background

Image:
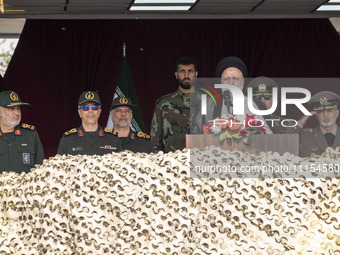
[1,19,340,158]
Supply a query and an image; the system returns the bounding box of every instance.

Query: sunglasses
[255,95,272,100]
[79,105,100,111]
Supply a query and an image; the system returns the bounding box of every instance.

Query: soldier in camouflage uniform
[0,90,44,173]
[248,76,310,134]
[150,57,198,153]
[58,91,121,155]
[299,91,340,157]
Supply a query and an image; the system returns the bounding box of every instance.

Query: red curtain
[3,19,340,157]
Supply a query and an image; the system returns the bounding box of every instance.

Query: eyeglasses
[79,105,100,111]
[255,95,272,101]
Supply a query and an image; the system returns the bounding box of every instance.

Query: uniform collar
[0,124,21,136]
[320,125,337,136]
[177,87,191,98]
[78,125,104,137]
[128,129,136,140]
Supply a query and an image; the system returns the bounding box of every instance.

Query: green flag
[106,56,146,132]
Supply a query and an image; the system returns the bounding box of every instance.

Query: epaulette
[21,123,36,131]
[137,131,151,140]
[64,128,78,136]
[104,127,118,136]
[302,128,313,133]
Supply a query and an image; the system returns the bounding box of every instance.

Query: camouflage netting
[0,148,339,254]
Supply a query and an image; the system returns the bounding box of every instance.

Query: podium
[186,134,299,155]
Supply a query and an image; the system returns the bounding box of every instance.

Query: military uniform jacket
[267,113,301,134]
[57,125,122,156]
[150,88,190,153]
[119,129,153,153]
[299,125,340,157]
[0,123,44,174]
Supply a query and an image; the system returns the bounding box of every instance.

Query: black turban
[215,56,248,78]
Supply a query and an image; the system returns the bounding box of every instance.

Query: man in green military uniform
[110,96,153,153]
[58,91,121,155]
[248,76,310,134]
[0,90,44,174]
[150,57,198,153]
[299,91,340,157]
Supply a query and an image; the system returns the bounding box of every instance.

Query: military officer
[0,90,44,173]
[248,76,309,134]
[150,57,198,153]
[57,91,122,155]
[110,96,153,153]
[299,91,340,157]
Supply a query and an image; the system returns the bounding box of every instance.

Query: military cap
[248,76,277,97]
[0,90,31,108]
[215,56,248,78]
[309,91,340,111]
[78,91,101,106]
[110,96,137,111]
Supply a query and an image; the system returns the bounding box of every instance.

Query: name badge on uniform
[72,147,83,151]
[23,153,30,164]
[100,145,116,150]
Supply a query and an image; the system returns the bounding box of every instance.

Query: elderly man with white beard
[0,90,44,173]
[299,91,340,157]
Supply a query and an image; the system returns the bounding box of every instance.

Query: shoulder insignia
[302,128,313,133]
[21,123,36,131]
[104,128,118,136]
[64,128,78,136]
[137,131,151,140]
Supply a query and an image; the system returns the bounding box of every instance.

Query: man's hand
[297,111,316,128]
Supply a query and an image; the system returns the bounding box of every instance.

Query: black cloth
[57,125,122,155]
[324,132,335,147]
[0,123,44,174]
[119,129,153,153]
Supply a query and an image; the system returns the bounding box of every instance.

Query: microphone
[222,90,232,114]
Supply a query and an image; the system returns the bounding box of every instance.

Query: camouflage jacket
[150,88,190,153]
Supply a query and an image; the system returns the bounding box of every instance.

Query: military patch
[130,133,135,140]
[64,128,78,136]
[15,130,21,135]
[78,130,84,137]
[22,153,30,164]
[99,130,104,136]
[0,131,2,136]
[137,131,151,140]
[21,123,35,131]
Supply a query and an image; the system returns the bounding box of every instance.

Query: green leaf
[219,132,225,141]
[243,136,251,145]
[232,133,242,139]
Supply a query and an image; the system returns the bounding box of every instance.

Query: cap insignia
[85,92,94,100]
[119,97,128,104]
[320,96,327,105]
[258,83,266,92]
[10,92,19,102]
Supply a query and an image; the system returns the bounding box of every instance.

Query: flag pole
[123,43,126,57]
